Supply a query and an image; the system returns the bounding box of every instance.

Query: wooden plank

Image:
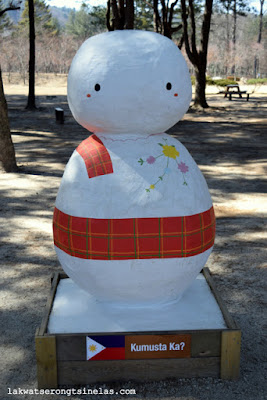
[57,335,86,361]
[191,331,221,357]
[221,330,241,380]
[56,331,221,362]
[57,358,220,385]
[202,268,238,329]
[39,273,60,336]
[35,335,58,389]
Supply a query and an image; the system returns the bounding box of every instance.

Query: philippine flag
[86,335,125,361]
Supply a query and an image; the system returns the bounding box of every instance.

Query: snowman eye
[166,82,172,90]
[95,83,101,91]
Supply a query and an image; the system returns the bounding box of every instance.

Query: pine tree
[65,4,92,40]
[18,0,59,35]
[65,4,106,39]
[135,0,153,31]
[89,6,107,33]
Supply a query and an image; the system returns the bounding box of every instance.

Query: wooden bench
[222,85,249,101]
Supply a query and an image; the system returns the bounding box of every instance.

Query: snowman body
[53,31,215,306]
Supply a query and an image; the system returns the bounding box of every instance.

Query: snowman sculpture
[53,30,215,306]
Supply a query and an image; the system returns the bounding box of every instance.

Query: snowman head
[68,30,192,135]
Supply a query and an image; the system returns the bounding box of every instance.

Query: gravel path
[0,89,266,400]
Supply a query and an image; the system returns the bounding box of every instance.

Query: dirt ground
[0,76,266,400]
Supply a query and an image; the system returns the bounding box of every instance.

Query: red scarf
[53,206,215,260]
[76,134,113,178]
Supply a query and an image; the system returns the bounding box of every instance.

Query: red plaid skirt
[76,134,113,178]
[53,207,215,260]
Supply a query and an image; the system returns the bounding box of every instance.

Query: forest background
[0,0,266,83]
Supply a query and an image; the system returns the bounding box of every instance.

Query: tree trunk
[107,0,134,30]
[254,0,264,78]
[153,0,181,38]
[153,0,162,33]
[26,0,36,109]
[125,0,134,29]
[225,8,230,76]
[181,0,213,108]
[0,67,18,172]
[254,56,258,79]
[258,0,264,43]
[194,64,208,108]
[231,0,237,76]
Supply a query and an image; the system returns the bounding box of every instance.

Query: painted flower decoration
[178,162,189,173]
[138,138,190,191]
[178,161,189,185]
[162,145,179,159]
[164,167,171,175]
[147,156,156,164]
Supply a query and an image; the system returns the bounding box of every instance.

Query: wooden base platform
[35,268,241,388]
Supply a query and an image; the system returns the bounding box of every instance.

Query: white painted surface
[55,247,213,305]
[54,30,215,304]
[48,274,226,334]
[67,30,192,135]
[55,133,212,218]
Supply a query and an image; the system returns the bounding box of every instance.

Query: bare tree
[181,0,213,108]
[254,0,265,77]
[106,0,134,30]
[0,67,18,172]
[0,1,20,172]
[153,0,183,41]
[257,0,264,43]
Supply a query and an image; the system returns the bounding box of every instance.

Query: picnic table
[222,84,249,101]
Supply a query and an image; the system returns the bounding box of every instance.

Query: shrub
[247,78,267,84]
[190,76,239,86]
[214,79,238,86]
[206,76,216,85]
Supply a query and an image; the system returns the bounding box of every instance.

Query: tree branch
[0,1,21,18]
[171,23,182,33]
[180,0,195,64]
[160,0,167,24]
[169,0,179,25]
[199,0,213,62]
[178,33,184,49]
[188,0,198,59]
[153,0,162,33]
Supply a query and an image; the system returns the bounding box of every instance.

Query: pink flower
[147,156,156,164]
[178,162,189,173]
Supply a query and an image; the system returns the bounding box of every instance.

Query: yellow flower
[150,184,155,189]
[162,145,179,159]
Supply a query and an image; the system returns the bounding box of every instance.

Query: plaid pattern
[53,206,215,260]
[76,134,113,178]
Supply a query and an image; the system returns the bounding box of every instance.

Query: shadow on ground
[0,93,266,399]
